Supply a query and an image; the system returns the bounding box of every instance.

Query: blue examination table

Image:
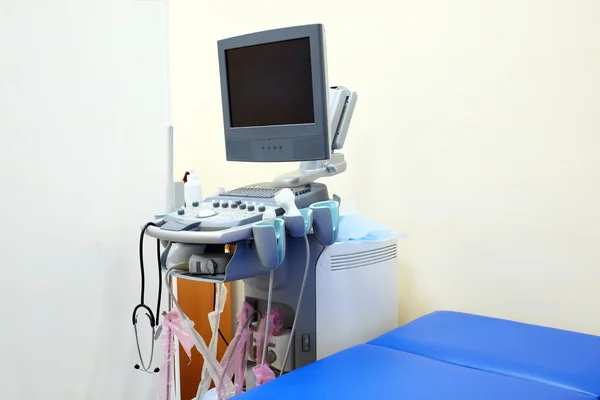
[236,311,600,399]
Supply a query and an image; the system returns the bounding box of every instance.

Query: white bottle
[184,169,203,206]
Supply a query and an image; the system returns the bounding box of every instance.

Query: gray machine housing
[159,218,324,371]
[244,234,323,373]
[217,24,330,163]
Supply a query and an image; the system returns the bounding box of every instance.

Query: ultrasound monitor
[217,24,330,163]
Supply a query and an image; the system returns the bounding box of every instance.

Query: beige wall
[170,0,600,334]
[2,2,169,398]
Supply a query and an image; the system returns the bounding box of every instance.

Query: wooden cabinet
[176,279,233,400]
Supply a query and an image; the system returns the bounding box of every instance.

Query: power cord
[261,270,275,364]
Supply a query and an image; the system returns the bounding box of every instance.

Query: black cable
[213,283,230,346]
[138,224,150,305]
[155,235,162,324]
[138,222,162,326]
[219,327,230,346]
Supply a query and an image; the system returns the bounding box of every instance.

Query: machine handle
[144,224,252,244]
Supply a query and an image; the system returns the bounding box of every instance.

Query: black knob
[192,201,199,207]
[239,203,247,210]
[213,201,220,208]
[258,205,266,212]
[221,202,229,208]
[248,205,255,212]
[177,209,185,215]
[235,200,242,205]
[154,367,160,373]
[134,364,140,369]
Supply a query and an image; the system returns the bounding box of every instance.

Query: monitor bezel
[217,24,330,162]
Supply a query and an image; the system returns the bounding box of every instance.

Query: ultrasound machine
[134,24,399,399]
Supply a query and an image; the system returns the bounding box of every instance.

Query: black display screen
[225,37,315,127]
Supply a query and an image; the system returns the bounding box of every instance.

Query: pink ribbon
[217,302,255,399]
[159,308,195,400]
[253,308,284,387]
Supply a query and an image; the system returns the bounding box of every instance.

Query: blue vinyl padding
[234,344,595,400]
[368,311,600,397]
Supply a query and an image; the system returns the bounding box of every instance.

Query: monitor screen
[217,24,329,162]
[225,38,315,128]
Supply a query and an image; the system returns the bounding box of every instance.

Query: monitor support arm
[273,86,357,188]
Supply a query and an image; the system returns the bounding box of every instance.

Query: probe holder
[310,200,340,246]
[252,218,286,269]
[283,208,313,237]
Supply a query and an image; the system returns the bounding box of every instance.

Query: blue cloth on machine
[336,214,399,242]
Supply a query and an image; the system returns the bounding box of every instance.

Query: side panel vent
[330,244,397,272]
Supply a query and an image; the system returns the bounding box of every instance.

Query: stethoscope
[132,222,163,374]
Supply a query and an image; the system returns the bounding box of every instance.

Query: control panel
[160,182,329,232]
